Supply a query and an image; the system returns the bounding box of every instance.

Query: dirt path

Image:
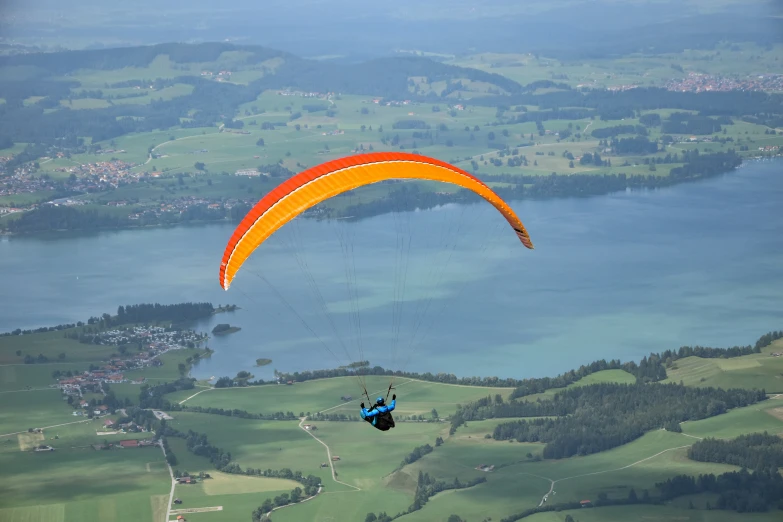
[178,387,213,405]
[298,416,361,491]
[137,133,215,167]
[532,437,697,507]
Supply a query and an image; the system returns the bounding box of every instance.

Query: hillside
[1,312,781,522]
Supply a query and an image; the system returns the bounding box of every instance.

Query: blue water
[1,159,781,380]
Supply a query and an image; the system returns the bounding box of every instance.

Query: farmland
[2,42,782,236]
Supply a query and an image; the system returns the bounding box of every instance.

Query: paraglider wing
[220,152,533,290]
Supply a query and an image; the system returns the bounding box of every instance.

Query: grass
[0,191,57,207]
[0,421,170,522]
[0,329,118,364]
[680,396,783,439]
[519,369,636,403]
[176,375,514,417]
[0,364,83,392]
[662,339,783,393]
[0,389,76,436]
[448,43,783,90]
[167,412,329,476]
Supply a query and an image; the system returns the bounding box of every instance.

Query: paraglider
[219,152,534,417]
[361,394,397,431]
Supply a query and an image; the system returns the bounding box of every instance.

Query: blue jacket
[361,399,396,425]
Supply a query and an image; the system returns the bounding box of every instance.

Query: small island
[212,323,241,335]
[255,358,272,367]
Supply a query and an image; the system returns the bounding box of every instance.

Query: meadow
[176,375,514,417]
[662,339,783,393]
[448,43,783,90]
[0,419,169,522]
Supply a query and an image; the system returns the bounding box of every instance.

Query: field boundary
[170,506,223,514]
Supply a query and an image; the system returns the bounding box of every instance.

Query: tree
[365,514,377,522]
[194,162,205,171]
[569,160,575,168]
[15,350,21,356]
[447,516,464,522]
[487,131,496,141]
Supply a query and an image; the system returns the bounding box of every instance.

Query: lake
[1,159,781,382]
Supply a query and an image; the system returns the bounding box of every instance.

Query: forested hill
[0,42,524,151]
[0,42,523,100]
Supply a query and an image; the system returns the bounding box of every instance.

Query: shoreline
[2,154,779,238]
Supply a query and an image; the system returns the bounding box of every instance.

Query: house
[79,400,88,408]
[235,168,260,177]
[286,380,293,385]
[331,456,341,461]
[303,425,317,431]
[103,419,115,428]
[119,439,139,448]
[173,498,182,504]
[178,476,194,484]
[580,500,592,507]
[98,405,109,412]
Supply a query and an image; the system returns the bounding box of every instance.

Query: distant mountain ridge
[0,42,524,96]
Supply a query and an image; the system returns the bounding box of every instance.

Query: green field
[0,419,169,522]
[681,396,783,439]
[448,43,783,90]
[0,329,119,365]
[176,375,514,417]
[519,369,636,402]
[663,339,783,393]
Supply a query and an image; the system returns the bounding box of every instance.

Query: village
[665,72,783,93]
[54,325,206,410]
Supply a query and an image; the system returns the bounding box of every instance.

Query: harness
[364,404,395,431]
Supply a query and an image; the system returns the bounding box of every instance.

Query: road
[159,441,176,522]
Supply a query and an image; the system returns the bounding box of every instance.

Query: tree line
[656,469,783,512]
[509,328,776,400]
[332,151,743,222]
[1,201,254,234]
[472,88,783,127]
[453,383,765,458]
[688,432,783,472]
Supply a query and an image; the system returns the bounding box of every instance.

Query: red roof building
[119,440,138,448]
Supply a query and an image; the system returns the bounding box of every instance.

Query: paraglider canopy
[219,152,533,291]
